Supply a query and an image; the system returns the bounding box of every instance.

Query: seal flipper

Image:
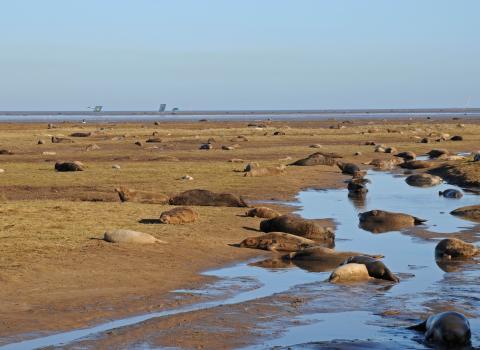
[413,216,427,225]
[407,320,427,331]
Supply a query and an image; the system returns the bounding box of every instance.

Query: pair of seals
[408,312,471,347]
[159,207,199,224]
[359,210,426,233]
[260,215,335,243]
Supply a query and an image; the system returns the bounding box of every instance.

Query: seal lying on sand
[408,312,471,347]
[169,189,248,207]
[283,247,383,272]
[395,151,416,161]
[363,159,399,170]
[104,229,166,244]
[245,207,280,219]
[336,162,364,177]
[359,210,426,233]
[450,205,480,222]
[159,207,199,224]
[115,187,170,204]
[439,189,463,199]
[51,136,74,143]
[289,152,336,166]
[405,173,442,187]
[260,215,335,242]
[435,238,479,259]
[70,132,92,137]
[234,232,316,252]
[55,161,85,172]
[427,148,449,158]
[244,165,285,177]
[329,263,371,283]
[341,256,399,282]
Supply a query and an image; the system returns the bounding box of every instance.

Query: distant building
[159,104,167,112]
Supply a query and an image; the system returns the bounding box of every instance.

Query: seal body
[245,207,280,219]
[289,152,336,166]
[395,151,416,161]
[104,229,165,244]
[427,148,449,158]
[55,161,85,172]
[159,207,199,224]
[115,187,170,204]
[260,215,335,243]
[450,205,480,222]
[435,238,478,259]
[236,232,316,252]
[244,165,285,177]
[342,256,399,282]
[169,189,248,207]
[336,162,363,176]
[399,160,434,169]
[359,210,426,233]
[408,312,471,347]
[439,189,463,199]
[405,174,442,187]
[329,263,370,283]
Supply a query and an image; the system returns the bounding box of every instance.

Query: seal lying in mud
[395,151,416,161]
[336,162,364,177]
[245,207,280,219]
[115,187,170,204]
[234,232,316,252]
[104,229,166,244]
[289,152,336,166]
[439,189,463,199]
[260,215,335,242]
[408,312,471,347]
[283,247,383,272]
[405,173,442,187]
[169,189,248,207]
[54,161,85,172]
[159,207,199,224]
[435,238,479,259]
[399,160,435,169]
[329,263,371,283]
[341,256,399,282]
[359,210,426,233]
[450,205,480,222]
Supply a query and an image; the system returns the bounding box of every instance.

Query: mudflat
[0,118,479,345]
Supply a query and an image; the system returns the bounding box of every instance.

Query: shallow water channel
[1,166,480,349]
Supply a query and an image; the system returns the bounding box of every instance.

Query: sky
[0,0,479,111]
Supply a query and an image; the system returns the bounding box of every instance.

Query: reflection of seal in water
[342,256,399,282]
[283,247,383,272]
[438,189,463,199]
[408,311,471,347]
[233,232,316,252]
[435,238,478,259]
[450,205,480,222]
[359,210,427,233]
[260,215,335,243]
[329,263,370,283]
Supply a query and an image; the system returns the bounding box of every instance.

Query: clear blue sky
[1,0,479,110]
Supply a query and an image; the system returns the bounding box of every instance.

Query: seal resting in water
[245,207,280,219]
[115,187,170,204]
[260,215,335,242]
[405,173,442,187]
[289,152,336,166]
[54,161,85,172]
[159,207,199,224]
[399,160,435,169]
[169,189,248,207]
[450,205,480,222]
[439,189,463,199]
[104,229,166,244]
[234,232,316,252]
[329,263,370,283]
[341,256,399,282]
[359,210,426,233]
[284,247,383,272]
[408,312,471,347]
[435,238,479,259]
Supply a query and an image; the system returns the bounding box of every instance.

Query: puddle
[1,167,480,349]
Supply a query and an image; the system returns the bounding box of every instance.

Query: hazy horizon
[1,1,479,111]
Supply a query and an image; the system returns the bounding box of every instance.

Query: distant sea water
[0,111,478,123]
